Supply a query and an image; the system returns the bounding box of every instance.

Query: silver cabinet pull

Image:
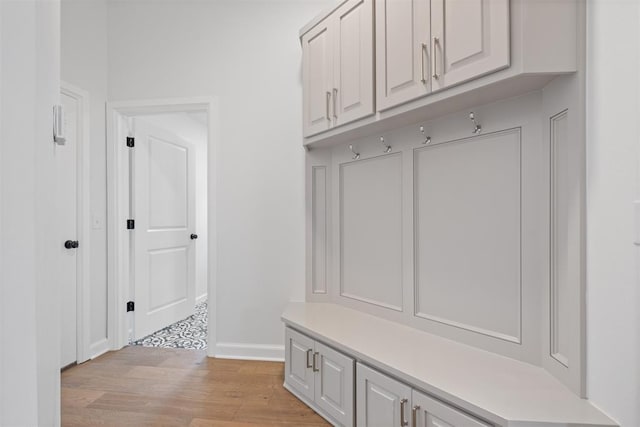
[420,43,427,83]
[412,405,420,427]
[332,88,338,120]
[306,349,313,368]
[400,398,409,426]
[432,37,440,80]
[312,352,320,372]
[326,91,331,120]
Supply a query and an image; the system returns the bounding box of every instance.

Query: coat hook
[349,144,360,160]
[419,126,431,145]
[380,136,392,153]
[469,112,482,134]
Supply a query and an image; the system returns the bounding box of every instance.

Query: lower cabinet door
[284,327,315,402]
[314,341,355,426]
[412,389,490,427]
[356,363,412,427]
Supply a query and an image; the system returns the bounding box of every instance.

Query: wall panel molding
[413,128,522,344]
[339,153,404,311]
[312,166,328,294]
[550,109,571,367]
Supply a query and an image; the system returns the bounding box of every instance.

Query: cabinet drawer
[412,389,490,427]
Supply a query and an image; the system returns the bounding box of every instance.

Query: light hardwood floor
[61,346,330,426]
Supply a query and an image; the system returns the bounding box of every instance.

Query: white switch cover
[635,200,640,246]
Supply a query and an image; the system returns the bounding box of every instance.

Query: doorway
[58,82,92,369]
[107,98,218,354]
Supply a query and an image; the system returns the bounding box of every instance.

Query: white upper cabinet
[375,0,431,111]
[431,0,510,91]
[334,0,375,126]
[302,20,334,137]
[302,0,374,137]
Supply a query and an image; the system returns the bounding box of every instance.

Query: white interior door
[133,118,196,340]
[58,92,79,368]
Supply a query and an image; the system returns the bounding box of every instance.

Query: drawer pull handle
[400,398,409,426]
[412,405,420,427]
[333,88,338,120]
[306,349,313,369]
[312,352,320,372]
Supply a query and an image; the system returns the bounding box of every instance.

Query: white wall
[0,0,61,425]
[586,1,640,425]
[61,0,110,355]
[107,0,333,358]
[136,112,209,301]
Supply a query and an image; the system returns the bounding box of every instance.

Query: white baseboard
[196,294,208,305]
[90,338,110,360]
[214,342,284,361]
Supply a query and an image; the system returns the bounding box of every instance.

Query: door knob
[190,234,198,240]
[64,240,79,249]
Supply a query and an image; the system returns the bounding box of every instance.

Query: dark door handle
[190,234,198,240]
[64,240,79,249]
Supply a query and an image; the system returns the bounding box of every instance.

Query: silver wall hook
[349,144,360,160]
[380,136,392,153]
[419,126,431,145]
[469,112,482,134]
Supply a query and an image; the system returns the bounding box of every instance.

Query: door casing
[106,97,219,356]
[60,81,92,364]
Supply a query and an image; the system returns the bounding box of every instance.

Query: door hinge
[127,219,135,230]
[126,137,135,148]
[126,301,135,312]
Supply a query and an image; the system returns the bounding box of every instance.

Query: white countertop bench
[282,302,616,427]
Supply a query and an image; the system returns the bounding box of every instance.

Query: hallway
[61,347,328,426]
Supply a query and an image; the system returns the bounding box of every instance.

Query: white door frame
[60,81,92,364]
[106,97,219,356]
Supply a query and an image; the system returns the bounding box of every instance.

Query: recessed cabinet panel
[356,363,412,427]
[431,0,509,90]
[414,129,521,343]
[303,22,333,137]
[334,0,375,126]
[376,0,431,110]
[412,389,491,427]
[315,341,355,426]
[312,166,328,294]
[550,110,575,368]
[340,154,403,310]
[285,328,315,402]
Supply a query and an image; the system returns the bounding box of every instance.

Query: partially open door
[132,118,196,340]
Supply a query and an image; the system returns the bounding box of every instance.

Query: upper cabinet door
[431,0,509,90]
[376,0,431,111]
[284,328,316,402]
[314,342,355,426]
[333,0,374,126]
[356,363,412,427]
[302,20,334,137]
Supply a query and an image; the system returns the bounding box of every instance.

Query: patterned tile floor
[132,300,207,349]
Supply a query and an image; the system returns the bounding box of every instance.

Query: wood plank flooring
[61,346,330,427]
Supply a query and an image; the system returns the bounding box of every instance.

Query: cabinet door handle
[400,398,409,426]
[326,91,331,120]
[412,405,420,427]
[332,88,338,120]
[312,352,320,372]
[420,43,427,83]
[432,37,440,80]
[306,349,313,368]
